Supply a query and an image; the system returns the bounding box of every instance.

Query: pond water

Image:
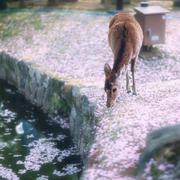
[0,79,82,180]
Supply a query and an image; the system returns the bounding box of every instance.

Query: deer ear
[104,63,111,77]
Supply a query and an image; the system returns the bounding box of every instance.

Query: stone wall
[0,51,96,163]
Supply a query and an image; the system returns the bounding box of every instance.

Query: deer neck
[112,63,124,77]
[109,70,119,85]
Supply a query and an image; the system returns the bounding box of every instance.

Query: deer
[104,12,143,107]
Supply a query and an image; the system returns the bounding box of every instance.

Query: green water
[0,80,82,180]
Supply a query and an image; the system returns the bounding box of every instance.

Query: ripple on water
[0,80,82,180]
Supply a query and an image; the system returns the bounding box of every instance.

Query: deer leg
[126,67,131,93]
[131,58,137,95]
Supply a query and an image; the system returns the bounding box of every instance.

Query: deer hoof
[127,90,131,94]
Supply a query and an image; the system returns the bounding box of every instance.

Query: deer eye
[112,87,117,93]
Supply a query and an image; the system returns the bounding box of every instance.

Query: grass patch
[30,15,43,30]
[1,27,19,39]
[0,15,19,40]
[0,9,43,40]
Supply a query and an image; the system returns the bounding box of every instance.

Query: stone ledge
[0,51,97,164]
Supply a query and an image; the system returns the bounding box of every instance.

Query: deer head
[104,63,119,108]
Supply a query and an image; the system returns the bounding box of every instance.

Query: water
[0,79,82,180]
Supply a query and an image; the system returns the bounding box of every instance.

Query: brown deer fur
[104,13,143,107]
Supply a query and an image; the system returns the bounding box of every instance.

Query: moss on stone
[49,92,69,114]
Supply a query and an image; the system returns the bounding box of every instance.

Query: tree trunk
[0,0,7,10]
[19,0,25,8]
[47,0,57,6]
[116,0,123,10]
[174,0,180,7]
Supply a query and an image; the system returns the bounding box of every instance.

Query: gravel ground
[0,9,180,180]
